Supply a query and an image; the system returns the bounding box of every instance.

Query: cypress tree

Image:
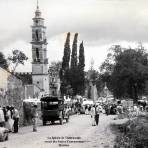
[78,41,85,95]
[71,33,78,69]
[0,52,8,70]
[70,33,78,95]
[60,32,71,95]
[62,32,71,70]
[78,41,85,71]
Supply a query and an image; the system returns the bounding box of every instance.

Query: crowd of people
[72,103,101,126]
[0,106,19,133]
[1,98,148,142]
[75,100,148,126]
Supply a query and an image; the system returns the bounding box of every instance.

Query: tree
[60,32,71,95]
[78,41,85,70]
[71,33,78,69]
[100,45,122,74]
[61,32,71,70]
[77,41,85,95]
[99,45,122,97]
[70,33,78,95]
[0,52,8,70]
[100,44,148,102]
[49,61,62,77]
[8,50,28,72]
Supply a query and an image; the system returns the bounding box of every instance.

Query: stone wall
[0,69,25,126]
[6,75,25,126]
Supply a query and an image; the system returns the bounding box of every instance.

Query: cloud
[1,0,148,49]
[1,0,148,72]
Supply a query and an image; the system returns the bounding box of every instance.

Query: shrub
[111,115,148,148]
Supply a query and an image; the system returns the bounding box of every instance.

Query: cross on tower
[37,0,39,9]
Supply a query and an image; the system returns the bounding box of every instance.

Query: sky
[1,0,148,72]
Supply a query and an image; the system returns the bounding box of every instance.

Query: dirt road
[0,114,117,148]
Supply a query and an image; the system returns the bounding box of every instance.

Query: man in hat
[95,105,100,126]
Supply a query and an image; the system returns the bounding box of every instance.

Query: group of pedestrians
[0,105,19,133]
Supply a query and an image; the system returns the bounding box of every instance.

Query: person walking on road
[5,106,14,132]
[12,106,19,133]
[95,105,100,126]
[32,103,38,132]
[90,105,96,126]
[0,106,5,127]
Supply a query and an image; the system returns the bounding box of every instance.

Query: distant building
[48,66,61,96]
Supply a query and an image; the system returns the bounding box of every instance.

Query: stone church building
[31,4,49,96]
[16,4,60,99]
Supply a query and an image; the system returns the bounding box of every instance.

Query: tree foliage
[8,50,28,72]
[60,32,86,96]
[78,41,85,70]
[71,33,78,70]
[60,33,71,95]
[70,33,78,95]
[77,41,85,95]
[49,61,62,77]
[100,44,148,102]
[61,32,71,70]
[0,52,8,70]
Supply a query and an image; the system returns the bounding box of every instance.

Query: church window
[39,32,42,40]
[36,48,39,59]
[35,30,39,41]
[35,20,38,25]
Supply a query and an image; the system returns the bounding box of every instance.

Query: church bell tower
[31,2,49,96]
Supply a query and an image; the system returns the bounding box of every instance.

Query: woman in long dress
[5,106,14,132]
[90,105,96,126]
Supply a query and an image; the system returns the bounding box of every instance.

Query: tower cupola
[35,4,41,18]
